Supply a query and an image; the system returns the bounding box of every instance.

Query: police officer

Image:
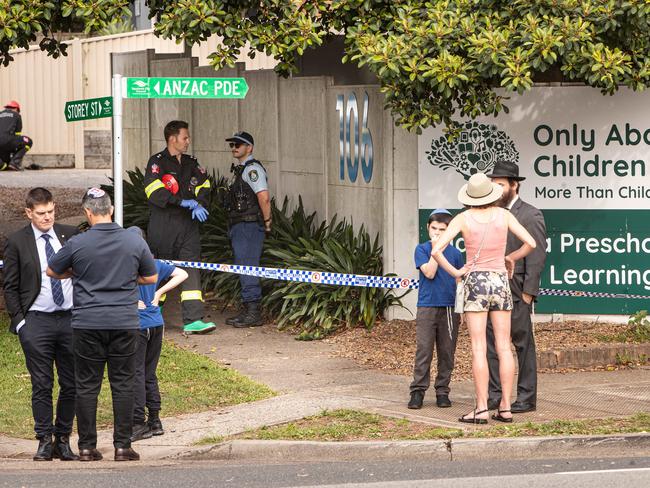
[0,100,33,171]
[224,131,271,328]
[143,120,216,334]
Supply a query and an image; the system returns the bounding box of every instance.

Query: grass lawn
[202,409,650,444]
[0,313,274,439]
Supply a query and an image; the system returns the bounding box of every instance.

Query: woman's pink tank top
[463,208,508,272]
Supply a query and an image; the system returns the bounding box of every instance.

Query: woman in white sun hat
[431,172,536,424]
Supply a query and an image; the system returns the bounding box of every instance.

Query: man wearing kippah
[47,189,158,462]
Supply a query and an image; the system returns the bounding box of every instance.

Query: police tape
[1,259,649,299]
[165,260,650,299]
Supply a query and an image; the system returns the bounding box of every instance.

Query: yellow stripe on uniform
[0,162,6,171]
[159,293,167,303]
[180,290,203,302]
[194,179,211,196]
[145,179,166,198]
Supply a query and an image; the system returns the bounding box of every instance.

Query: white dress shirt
[28,224,74,312]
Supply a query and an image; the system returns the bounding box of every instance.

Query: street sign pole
[112,74,124,226]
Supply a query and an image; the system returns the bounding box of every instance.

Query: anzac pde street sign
[124,77,249,99]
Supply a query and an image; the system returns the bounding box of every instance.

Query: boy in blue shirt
[408,209,464,410]
[128,228,188,441]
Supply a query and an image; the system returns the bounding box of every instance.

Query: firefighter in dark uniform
[0,100,33,171]
[223,131,272,328]
[143,120,216,334]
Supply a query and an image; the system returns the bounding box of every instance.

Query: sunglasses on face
[229,142,243,149]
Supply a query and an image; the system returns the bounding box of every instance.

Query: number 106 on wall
[336,92,374,183]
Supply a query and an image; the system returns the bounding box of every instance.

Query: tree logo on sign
[426,121,519,180]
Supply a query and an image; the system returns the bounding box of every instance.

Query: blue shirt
[48,223,157,330]
[414,242,464,307]
[138,260,175,329]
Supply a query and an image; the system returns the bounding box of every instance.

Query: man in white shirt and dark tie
[3,187,79,461]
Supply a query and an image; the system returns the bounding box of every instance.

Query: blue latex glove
[180,199,199,210]
[192,205,209,222]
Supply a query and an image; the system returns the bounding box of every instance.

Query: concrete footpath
[1,305,649,463]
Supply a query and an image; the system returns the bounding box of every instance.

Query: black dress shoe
[33,436,53,461]
[510,401,536,413]
[53,435,80,461]
[114,447,140,461]
[79,448,103,462]
[487,398,501,410]
[436,395,452,408]
[408,390,424,409]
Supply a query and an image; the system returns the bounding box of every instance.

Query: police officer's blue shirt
[48,223,157,330]
[239,155,268,193]
[414,242,464,307]
[138,260,175,329]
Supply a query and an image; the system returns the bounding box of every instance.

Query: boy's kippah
[429,208,452,217]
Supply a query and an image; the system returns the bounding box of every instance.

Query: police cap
[226,131,254,146]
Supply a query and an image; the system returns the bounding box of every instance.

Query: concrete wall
[112,51,419,318]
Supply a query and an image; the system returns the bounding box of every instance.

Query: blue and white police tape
[1,259,649,299]
[165,260,418,290]
[165,260,650,299]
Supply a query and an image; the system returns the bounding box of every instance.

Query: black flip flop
[459,409,488,424]
[492,409,513,423]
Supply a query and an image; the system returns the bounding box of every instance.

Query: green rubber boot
[183,320,217,334]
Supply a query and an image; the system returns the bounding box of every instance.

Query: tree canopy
[148,0,650,131]
[0,0,131,64]
[3,1,650,131]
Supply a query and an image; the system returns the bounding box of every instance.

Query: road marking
[557,467,650,475]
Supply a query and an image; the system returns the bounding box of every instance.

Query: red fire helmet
[4,100,20,112]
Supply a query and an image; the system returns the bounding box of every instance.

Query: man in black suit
[3,187,79,460]
[487,161,547,413]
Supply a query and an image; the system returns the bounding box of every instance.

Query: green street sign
[124,77,249,99]
[65,96,113,122]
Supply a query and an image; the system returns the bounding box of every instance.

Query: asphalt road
[1,456,649,487]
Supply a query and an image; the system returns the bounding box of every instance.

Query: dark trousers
[0,134,32,168]
[148,212,204,324]
[73,329,138,449]
[486,299,537,404]
[229,222,265,303]
[18,311,75,439]
[410,306,460,396]
[133,327,163,424]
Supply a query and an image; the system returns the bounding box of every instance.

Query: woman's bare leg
[463,311,489,419]
[490,310,515,419]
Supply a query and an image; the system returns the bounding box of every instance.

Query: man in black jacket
[487,161,548,413]
[0,100,33,171]
[3,187,79,461]
[143,120,215,335]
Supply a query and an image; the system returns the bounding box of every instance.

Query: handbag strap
[463,209,491,277]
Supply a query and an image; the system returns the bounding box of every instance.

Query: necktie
[41,234,65,307]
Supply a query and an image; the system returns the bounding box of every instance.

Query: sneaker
[183,320,217,334]
[436,395,452,408]
[148,418,164,436]
[130,423,153,442]
[408,390,424,409]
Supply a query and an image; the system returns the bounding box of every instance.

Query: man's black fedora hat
[486,160,526,181]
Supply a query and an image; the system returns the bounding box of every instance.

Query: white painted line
[557,467,650,475]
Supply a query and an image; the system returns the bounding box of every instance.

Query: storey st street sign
[64,96,113,122]
[124,77,249,99]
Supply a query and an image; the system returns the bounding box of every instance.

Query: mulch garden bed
[325,319,640,380]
